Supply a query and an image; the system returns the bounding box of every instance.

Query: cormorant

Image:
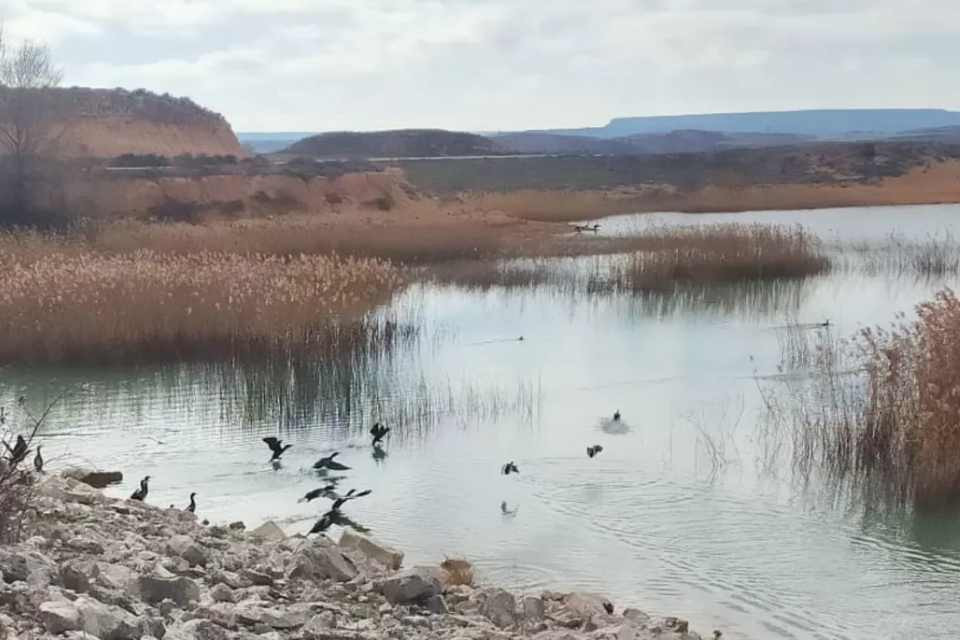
[0,407,5,425]
[186,492,197,513]
[6,435,28,465]
[602,601,614,615]
[370,422,390,447]
[587,445,604,458]
[372,444,387,462]
[309,509,370,535]
[299,484,336,503]
[130,475,150,501]
[330,488,371,511]
[501,461,519,475]
[262,437,292,461]
[613,410,621,422]
[33,446,43,473]
[313,452,351,471]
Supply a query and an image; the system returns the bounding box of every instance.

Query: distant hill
[542,109,960,139]
[284,129,504,158]
[238,132,315,153]
[495,130,811,155]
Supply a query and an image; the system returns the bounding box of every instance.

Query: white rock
[39,600,81,634]
[74,595,141,640]
[250,521,286,542]
[210,582,235,603]
[339,530,404,570]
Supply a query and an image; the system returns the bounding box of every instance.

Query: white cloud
[4,0,960,130]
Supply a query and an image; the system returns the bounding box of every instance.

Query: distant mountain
[491,129,811,155]
[542,109,960,139]
[238,132,315,153]
[284,129,504,158]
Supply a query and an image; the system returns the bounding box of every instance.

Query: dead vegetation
[761,289,960,508]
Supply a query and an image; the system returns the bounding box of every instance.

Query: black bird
[602,601,614,615]
[587,445,604,458]
[372,444,387,462]
[330,488,372,511]
[130,475,150,501]
[613,410,621,422]
[262,437,292,461]
[501,461,519,475]
[309,509,370,535]
[0,407,5,425]
[313,452,351,471]
[6,435,28,465]
[33,446,43,473]
[370,422,390,447]
[299,484,336,503]
[186,492,197,513]
[500,500,518,516]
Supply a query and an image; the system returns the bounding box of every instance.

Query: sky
[3,0,960,132]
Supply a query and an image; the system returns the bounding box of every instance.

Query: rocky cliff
[36,88,245,158]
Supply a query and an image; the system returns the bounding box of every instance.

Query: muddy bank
[0,472,711,640]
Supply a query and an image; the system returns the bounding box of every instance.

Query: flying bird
[330,488,372,511]
[370,422,390,446]
[501,461,519,475]
[309,509,370,535]
[298,484,336,503]
[587,445,604,458]
[130,475,150,501]
[186,492,197,513]
[33,446,43,473]
[313,452,351,471]
[262,437,292,461]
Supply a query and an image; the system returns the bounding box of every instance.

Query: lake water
[5,204,960,639]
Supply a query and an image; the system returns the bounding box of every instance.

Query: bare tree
[0,26,63,225]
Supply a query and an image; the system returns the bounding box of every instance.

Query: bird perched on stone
[370,422,390,447]
[501,461,519,475]
[186,492,197,513]
[613,410,621,422]
[33,446,43,473]
[587,445,604,458]
[313,452,351,471]
[262,437,292,461]
[130,475,150,501]
[5,435,28,465]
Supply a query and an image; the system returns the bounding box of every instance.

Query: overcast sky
[4,1,959,132]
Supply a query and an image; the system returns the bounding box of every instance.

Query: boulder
[521,595,545,621]
[0,548,56,587]
[61,559,100,593]
[424,594,448,615]
[166,534,208,567]
[286,539,357,582]
[74,595,141,640]
[338,530,404,570]
[62,468,124,488]
[138,574,200,607]
[250,521,286,542]
[39,600,82,634]
[561,592,614,619]
[167,619,231,640]
[622,608,651,626]
[210,583,235,603]
[375,566,442,605]
[96,563,138,594]
[235,602,307,629]
[38,476,102,505]
[481,589,516,628]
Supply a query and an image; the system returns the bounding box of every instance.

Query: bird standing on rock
[186,492,197,513]
[6,435,28,465]
[130,475,150,501]
[313,452,351,471]
[587,445,604,458]
[262,437,292,461]
[33,446,43,473]
[613,410,621,422]
[501,461,519,475]
[370,423,390,447]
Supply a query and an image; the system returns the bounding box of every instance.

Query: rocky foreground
[0,473,709,640]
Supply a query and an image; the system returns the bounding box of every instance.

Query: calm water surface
[4,204,960,639]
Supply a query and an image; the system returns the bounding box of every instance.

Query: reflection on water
[3,204,960,639]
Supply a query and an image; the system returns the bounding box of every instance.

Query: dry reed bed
[764,289,960,507]
[610,224,829,289]
[0,247,403,362]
